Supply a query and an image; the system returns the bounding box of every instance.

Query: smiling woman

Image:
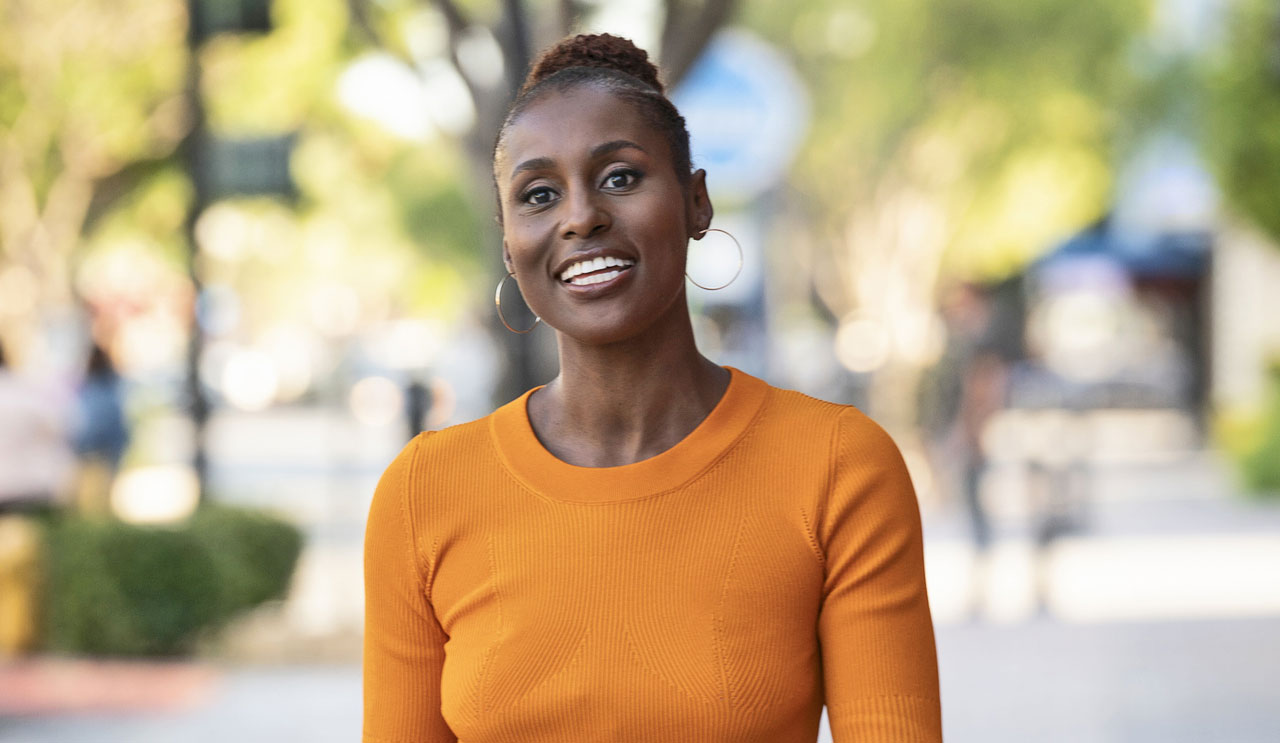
[363,33,942,743]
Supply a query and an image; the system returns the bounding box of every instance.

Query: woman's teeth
[569,270,622,286]
[560,256,635,283]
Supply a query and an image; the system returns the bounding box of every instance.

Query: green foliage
[741,0,1147,279]
[386,146,486,268]
[4,0,484,361]
[39,504,302,657]
[201,0,349,134]
[1204,0,1280,244]
[0,0,187,205]
[1225,362,1280,495]
[190,503,304,614]
[41,516,223,656]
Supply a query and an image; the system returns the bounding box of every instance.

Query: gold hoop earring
[686,228,744,291]
[495,271,541,333]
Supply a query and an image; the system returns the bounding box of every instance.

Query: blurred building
[1210,223,1280,413]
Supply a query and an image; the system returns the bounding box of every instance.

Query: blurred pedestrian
[363,33,941,742]
[404,374,432,441]
[0,340,74,514]
[70,341,129,516]
[920,283,1008,620]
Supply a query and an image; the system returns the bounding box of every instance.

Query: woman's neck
[527,306,730,468]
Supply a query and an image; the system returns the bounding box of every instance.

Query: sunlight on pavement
[926,535,1280,625]
[1044,534,1280,623]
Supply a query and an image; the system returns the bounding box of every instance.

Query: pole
[184,0,211,502]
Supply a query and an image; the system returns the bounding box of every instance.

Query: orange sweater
[363,366,941,742]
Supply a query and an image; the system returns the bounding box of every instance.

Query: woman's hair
[87,341,116,376]
[494,34,694,188]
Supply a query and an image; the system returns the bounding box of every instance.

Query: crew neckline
[488,365,768,503]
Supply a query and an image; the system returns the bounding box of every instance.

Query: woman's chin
[551,319,645,347]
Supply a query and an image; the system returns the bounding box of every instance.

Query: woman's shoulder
[417,413,493,452]
[755,379,902,461]
[378,411,497,480]
[756,378,859,432]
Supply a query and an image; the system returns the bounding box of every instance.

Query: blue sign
[672,30,809,205]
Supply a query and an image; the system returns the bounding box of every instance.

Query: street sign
[204,134,296,200]
[190,0,272,43]
[671,29,810,206]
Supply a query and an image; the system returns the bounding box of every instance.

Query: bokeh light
[220,348,279,411]
[111,465,200,524]
[834,315,891,373]
[348,375,403,427]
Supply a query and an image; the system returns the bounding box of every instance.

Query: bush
[190,504,304,618]
[1220,361,1280,496]
[1240,376,1280,494]
[39,504,303,657]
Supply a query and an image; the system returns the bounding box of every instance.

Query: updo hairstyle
[495,34,694,187]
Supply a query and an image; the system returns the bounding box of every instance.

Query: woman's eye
[523,187,556,206]
[602,169,639,189]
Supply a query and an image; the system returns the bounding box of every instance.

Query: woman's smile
[556,251,638,298]
[558,255,635,285]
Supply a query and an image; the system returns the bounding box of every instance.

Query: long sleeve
[364,433,457,743]
[817,408,942,742]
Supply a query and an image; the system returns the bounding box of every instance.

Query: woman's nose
[561,188,610,239]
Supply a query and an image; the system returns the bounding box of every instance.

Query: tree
[1204,0,1280,245]
[0,0,189,353]
[739,0,1146,423]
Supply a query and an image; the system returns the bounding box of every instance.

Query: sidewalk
[4,616,1276,743]
[0,659,216,716]
[923,451,1280,625]
[0,664,360,743]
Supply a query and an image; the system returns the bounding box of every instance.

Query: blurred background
[1,0,1279,741]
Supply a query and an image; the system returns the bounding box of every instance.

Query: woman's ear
[502,241,515,275]
[688,169,714,236]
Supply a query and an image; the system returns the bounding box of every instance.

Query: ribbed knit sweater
[363,366,941,742]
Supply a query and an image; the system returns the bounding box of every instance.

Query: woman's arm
[818,408,942,742]
[363,433,458,743]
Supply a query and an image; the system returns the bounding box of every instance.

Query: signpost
[184,0,294,500]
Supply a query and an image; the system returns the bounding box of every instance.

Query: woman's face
[495,83,712,346]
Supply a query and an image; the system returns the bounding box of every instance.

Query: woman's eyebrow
[509,141,646,182]
[591,139,646,158]
[511,156,554,180]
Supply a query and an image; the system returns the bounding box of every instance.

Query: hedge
[39,503,303,656]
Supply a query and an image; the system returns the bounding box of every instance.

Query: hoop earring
[686,228,743,291]
[495,271,541,333]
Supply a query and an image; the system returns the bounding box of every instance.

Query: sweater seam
[797,505,825,570]
[828,693,940,702]
[818,407,851,570]
[711,509,749,707]
[398,432,435,599]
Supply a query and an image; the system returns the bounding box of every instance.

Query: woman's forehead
[496,85,666,175]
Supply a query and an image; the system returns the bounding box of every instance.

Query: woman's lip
[560,264,635,298]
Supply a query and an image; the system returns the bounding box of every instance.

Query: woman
[71,342,130,516]
[364,33,941,742]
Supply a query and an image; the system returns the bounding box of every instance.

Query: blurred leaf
[1204,0,1280,245]
[743,0,1146,282]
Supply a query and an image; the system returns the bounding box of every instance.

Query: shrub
[1220,360,1280,496]
[190,504,304,618]
[1239,367,1280,494]
[39,504,303,656]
